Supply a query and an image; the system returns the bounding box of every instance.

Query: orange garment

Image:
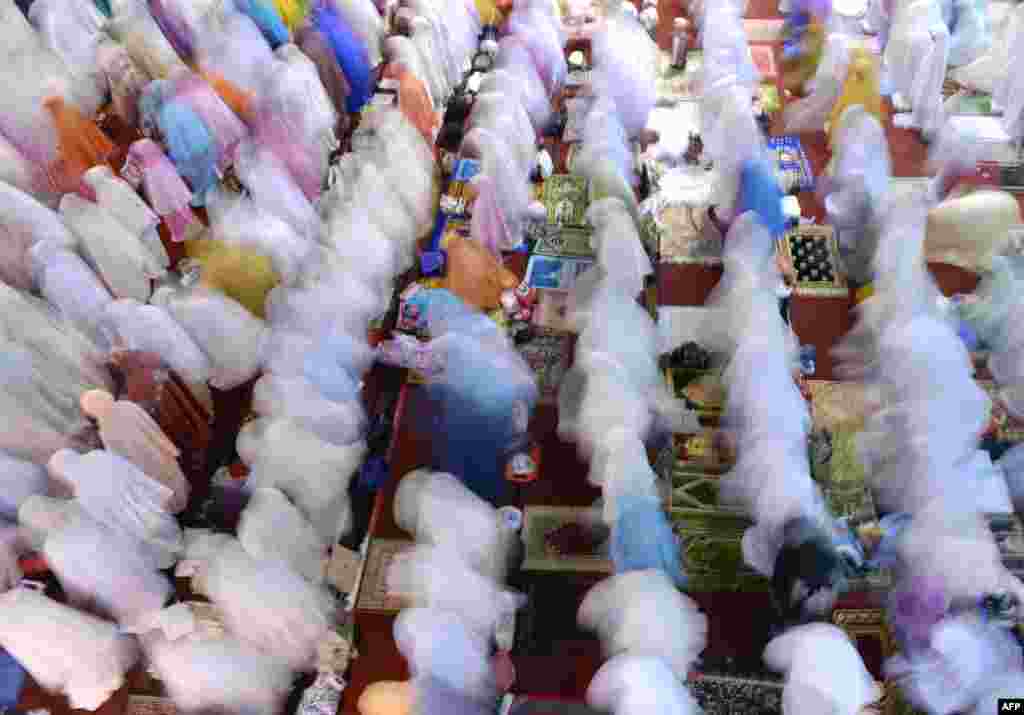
[382,63,439,146]
[440,234,518,311]
[43,96,116,194]
[197,69,256,125]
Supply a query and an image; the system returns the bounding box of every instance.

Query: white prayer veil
[393,469,502,574]
[764,623,881,715]
[783,32,852,133]
[579,570,707,680]
[151,283,267,391]
[202,539,333,668]
[0,587,139,711]
[145,636,293,715]
[43,515,173,630]
[587,654,702,715]
[386,544,519,639]
[251,373,366,447]
[590,9,658,137]
[98,299,212,384]
[238,417,366,545]
[0,452,48,521]
[585,198,652,300]
[393,607,495,698]
[238,487,326,582]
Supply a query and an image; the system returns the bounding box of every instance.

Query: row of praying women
[0,0,510,710]
[3,0,1024,712]
[785,0,1022,146]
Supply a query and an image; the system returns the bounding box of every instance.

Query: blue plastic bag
[737,158,787,238]
[610,495,687,588]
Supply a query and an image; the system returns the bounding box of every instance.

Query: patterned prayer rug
[669,508,768,592]
[517,328,572,404]
[504,696,604,715]
[642,198,724,266]
[688,673,783,714]
[521,506,613,574]
[354,538,415,613]
[126,696,179,715]
[804,380,877,522]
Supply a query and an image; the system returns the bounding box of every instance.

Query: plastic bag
[736,159,787,239]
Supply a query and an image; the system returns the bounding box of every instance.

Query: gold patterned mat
[354,538,416,613]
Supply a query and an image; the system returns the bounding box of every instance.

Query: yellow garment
[827,48,883,146]
[183,239,279,318]
[273,0,308,31]
[473,0,505,25]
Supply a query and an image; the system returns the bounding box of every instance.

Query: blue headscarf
[141,81,219,206]
[236,0,291,48]
[0,647,26,710]
[311,0,373,114]
[302,331,367,403]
